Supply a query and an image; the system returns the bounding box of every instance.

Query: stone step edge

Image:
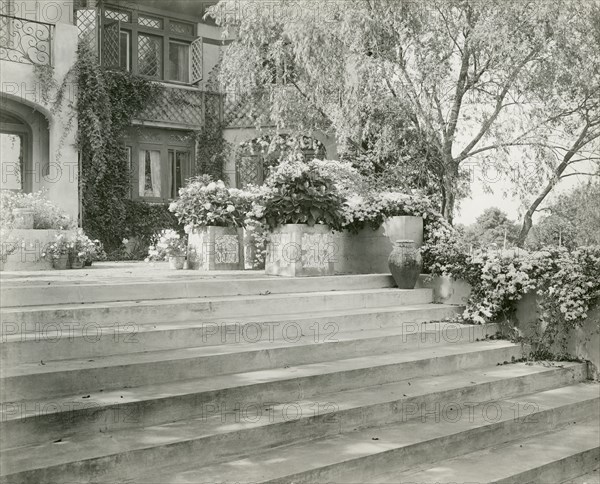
[0,288,432,314]
[0,274,396,308]
[1,322,492,377]
[0,363,587,477]
[387,417,600,484]
[126,383,600,484]
[0,303,465,345]
[0,341,521,417]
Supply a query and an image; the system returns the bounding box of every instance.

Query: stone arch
[0,95,50,193]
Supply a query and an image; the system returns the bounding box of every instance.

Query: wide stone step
[0,340,524,446]
[0,363,589,483]
[0,304,464,364]
[0,274,396,308]
[380,417,599,484]
[0,288,434,325]
[1,322,494,400]
[130,382,599,484]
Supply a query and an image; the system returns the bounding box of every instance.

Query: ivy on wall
[74,41,168,252]
[195,92,230,183]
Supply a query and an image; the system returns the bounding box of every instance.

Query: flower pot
[53,254,70,270]
[188,226,244,271]
[266,224,335,277]
[84,260,93,267]
[169,255,186,270]
[71,259,85,269]
[382,216,424,248]
[388,240,422,289]
[12,208,34,229]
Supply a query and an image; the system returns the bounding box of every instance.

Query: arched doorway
[0,111,30,192]
[236,134,326,188]
[0,100,50,195]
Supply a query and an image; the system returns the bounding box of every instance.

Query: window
[101,5,201,83]
[0,133,24,191]
[138,34,162,78]
[169,149,190,198]
[139,149,162,198]
[169,41,190,82]
[119,30,130,71]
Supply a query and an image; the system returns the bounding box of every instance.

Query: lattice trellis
[138,86,204,127]
[236,156,262,188]
[223,94,272,128]
[76,8,98,53]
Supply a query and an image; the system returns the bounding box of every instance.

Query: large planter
[388,240,422,289]
[12,209,34,229]
[266,224,335,277]
[71,259,85,269]
[382,216,424,247]
[187,226,244,271]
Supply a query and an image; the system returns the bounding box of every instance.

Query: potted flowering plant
[70,230,99,269]
[169,177,245,271]
[146,229,187,270]
[248,156,345,277]
[43,233,73,269]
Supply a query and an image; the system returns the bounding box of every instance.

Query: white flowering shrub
[426,239,600,334]
[169,177,250,229]
[0,189,75,230]
[146,229,187,261]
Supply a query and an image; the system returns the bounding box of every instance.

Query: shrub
[146,229,187,261]
[169,177,248,229]
[0,190,76,230]
[257,157,346,231]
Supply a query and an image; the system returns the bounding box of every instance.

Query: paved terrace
[0,262,267,287]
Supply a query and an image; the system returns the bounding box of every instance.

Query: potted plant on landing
[43,233,73,270]
[71,230,98,269]
[249,157,345,277]
[169,176,246,271]
[146,229,187,270]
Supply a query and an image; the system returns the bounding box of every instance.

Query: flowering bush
[0,190,75,230]
[146,229,187,262]
[426,239,600,331]
[169,177,247,229]
[72,229,101,263]
[43,233,73,260]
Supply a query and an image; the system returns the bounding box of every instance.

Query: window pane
[0,133,23,191]
[119,31,130,71]
[138,34,162,78]
[169,20,194,36]
[170,150,188,198]
[138,14,162,29]
[139,149,161,197]
[168,42,190,82]
[104,8,131,22]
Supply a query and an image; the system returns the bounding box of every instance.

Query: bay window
[101,5,201,84]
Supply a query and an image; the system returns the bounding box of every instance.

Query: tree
[462,208,519,250]
[210,0,600,224]
[527,181,600,249]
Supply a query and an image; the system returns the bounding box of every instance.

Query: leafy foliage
[210,0,600,225]
[0,190,76,230]
[74,41,163,252]
[460,208,520,251]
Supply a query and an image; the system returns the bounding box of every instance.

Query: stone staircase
[0,274,598,483]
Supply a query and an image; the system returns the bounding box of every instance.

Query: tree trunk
[441,162,459,224]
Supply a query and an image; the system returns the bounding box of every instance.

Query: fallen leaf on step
[40,360,45,366]
[53,438,62,443]
[371,437,379,440]
[82,395,90,399]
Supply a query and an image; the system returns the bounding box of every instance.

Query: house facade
[1,0,338,222]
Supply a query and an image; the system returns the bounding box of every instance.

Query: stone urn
[388,240,422,289]
[12,208,34,229]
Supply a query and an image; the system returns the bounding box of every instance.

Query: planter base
[188,227,244,271]
[266,224,334,277]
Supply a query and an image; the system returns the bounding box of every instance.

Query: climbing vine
[194,94,231,183]
[73,41,164,252]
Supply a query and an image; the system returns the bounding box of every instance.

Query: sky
[455,161,597,226]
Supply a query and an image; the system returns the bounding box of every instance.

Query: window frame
[101,4,196,84]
